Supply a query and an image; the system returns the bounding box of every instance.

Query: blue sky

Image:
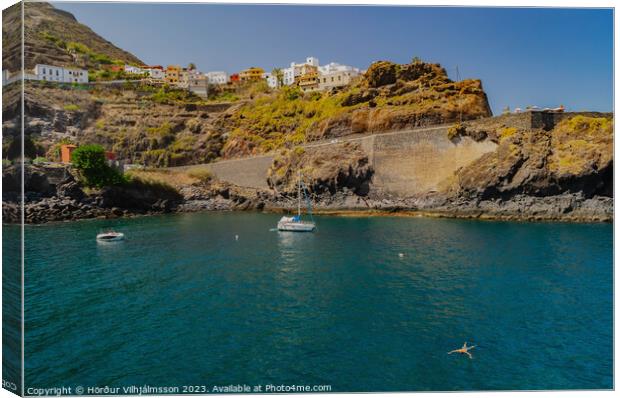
[53,2,613,114]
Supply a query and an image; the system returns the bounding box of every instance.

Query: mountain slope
[2,2,142,71]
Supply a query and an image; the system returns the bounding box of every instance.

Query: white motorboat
[96,231,125,242]
[277,171,316,232]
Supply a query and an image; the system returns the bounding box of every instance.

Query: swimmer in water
[448,342,476,359]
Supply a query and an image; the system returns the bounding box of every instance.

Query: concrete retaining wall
[368,128,496,195]
[174,126,496,196]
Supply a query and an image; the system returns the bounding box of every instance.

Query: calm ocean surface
[17,212,612,391]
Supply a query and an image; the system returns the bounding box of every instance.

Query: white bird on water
[398,253,405,258]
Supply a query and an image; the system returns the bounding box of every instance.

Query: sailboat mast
[298,170,301,216]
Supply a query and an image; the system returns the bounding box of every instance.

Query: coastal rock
[451,115,613,201]
[267,142,373,196]
[100,181,182,212]
[56,177,85,201]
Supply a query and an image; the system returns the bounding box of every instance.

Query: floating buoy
[235,235,239,241]
[398,253,405,258]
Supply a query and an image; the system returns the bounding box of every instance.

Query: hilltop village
[2,56,361,99]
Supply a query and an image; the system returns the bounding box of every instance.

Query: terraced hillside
[4,82,233,166]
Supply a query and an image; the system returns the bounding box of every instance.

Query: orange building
[239,67,265,82]
[229,73,240,83]
[102,64,123,72]
[165,65,182,84]
[60,144,77,164]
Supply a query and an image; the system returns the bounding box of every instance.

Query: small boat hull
[97,232,125,242]
[277,221,316,232]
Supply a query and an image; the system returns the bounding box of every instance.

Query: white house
[266,73,279,88]
[178,68,201,88]
[271,57,360,90]
[281,56,321,86]
[35,64,65,82]
[318,70,357,91]
[188,74,209,97]
[205,71,228,85]
[146,68,165,79]
[124,65,145,75]
[317,62,360,90]
[63,67,88,83]
[34,64,88,83]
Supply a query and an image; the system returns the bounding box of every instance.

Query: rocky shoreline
[2,164,613,225]
[3,187,613,225]
[305,193,613,223]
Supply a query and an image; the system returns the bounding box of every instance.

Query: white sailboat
[277,171,316,232]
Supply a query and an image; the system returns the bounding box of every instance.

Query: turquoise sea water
[15,213,613,391]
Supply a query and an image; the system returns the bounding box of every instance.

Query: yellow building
[239,67,265,82]
[296,64,319,92]
[165,65,181,84]
[298,71,320,92]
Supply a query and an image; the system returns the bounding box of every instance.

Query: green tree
[188,62,196,70]
[71,144,124,188]
[272,68,284,88]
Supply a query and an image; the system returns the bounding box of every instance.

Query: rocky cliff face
[267,143,373,196]
[448,115,613,201]
[3,2,143,72]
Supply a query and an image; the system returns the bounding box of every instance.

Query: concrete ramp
[174,155,274,189]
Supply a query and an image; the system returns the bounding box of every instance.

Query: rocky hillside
[2,82,229,166]
[222,60,491,158]
[6,58,492,167]
[2,2,142,72]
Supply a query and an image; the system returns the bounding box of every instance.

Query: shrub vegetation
[71,144,125,188]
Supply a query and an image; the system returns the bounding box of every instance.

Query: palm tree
[272,67,284,88]
[187,62,196,70]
